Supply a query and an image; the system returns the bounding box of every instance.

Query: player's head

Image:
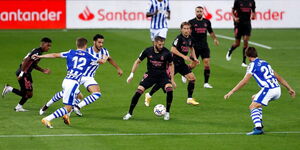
[154,36,165,51]
[195,6,204,19]
[245,47,258,58]
[76,37,88,50]
[93,34,104,50]
[40,37,52,52]
[180,22,191,37]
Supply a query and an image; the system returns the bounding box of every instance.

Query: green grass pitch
[0,29,299,150]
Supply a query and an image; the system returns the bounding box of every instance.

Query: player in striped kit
[224,47,296,135]
[34,37,107,128]
[146,0,170,43]
[39,34,123,116]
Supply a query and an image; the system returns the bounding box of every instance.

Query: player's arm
[171,46,192,63]
[209,32,219,46]
[251,0,256,20]
[189,47,199,64]
[232,0,239,22]
[224,73,252,99]
[274,71,296,98]
[107,56,123,76]
[33,64,51,74]
[126,58,142,83]
[146,2,157,17]
[169,62,176,88]
[18,56,33,79]
[35,53,62,58]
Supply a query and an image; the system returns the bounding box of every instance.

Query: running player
[225,0,256,67]
[2,37,52,112]
[36,37,107,128]
[39,34,123,116]
[145,22,200,106]
[123,36,175,120]
[146,0,170,43]
[224,47,296,135]
[187,5,219,88]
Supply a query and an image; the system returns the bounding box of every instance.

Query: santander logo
[203,7,213,20]
[78,6,94,21]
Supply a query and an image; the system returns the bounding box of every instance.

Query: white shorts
[253,87,281,106]
[62,79,80,106]
[150,28,168,41]
[79,76,98,89]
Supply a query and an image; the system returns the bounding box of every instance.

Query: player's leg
[39,90,64,115]
[247,101,264,135]
[42,80,78,128]
[123,86,146,120]
[184,70,199,105]
[241,36,250,67]
[2,84,23,97]
[15,76,33,112]
[145,84,161,107]
[203,58,213,88]
[163,83,173,120]
[226,26,241,61]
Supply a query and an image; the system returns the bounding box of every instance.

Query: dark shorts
[18,73,33,92]
[234,22,252,39]
[174,63,192,76]
[139,73,171,90]
[193,44,210,59]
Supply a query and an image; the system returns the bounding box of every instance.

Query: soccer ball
[153,104,166,117]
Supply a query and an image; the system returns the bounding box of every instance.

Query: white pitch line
[1,131,300,138]
[216,34,272,50]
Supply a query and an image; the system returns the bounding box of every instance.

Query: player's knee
[136,89,144,94]
[165,86,173,92]
[26,92,33,98]
[189,80,196,84]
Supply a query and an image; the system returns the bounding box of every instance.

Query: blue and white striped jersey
[246,58,280,89]
[147,0,170,29]
[82,46,110,77]
[60,49,97,81]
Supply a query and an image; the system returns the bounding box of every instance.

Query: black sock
[228,45,237,55]
[149,84,160,96]
[242,47,247,63]
[187,80,195,98]
[128,90,143,115]
[12,88,22,96]
[19,97,28,105]
[166,88,173,112]
[204,69,210,83]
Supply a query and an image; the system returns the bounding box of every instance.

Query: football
[153,104,166,117]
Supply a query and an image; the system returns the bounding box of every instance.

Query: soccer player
[145,22,200,106]
[123,36,175,121]
[146,0,170,43]
[225,0,256,67]
[35,37,107,128]
[2,37,52,112]
[39,34,123,116]
[187,5,219,88]
[224,47,296,135]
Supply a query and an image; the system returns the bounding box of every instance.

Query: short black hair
[196,6,204,9]
[245,47,258,57]
[41,37,52,43]
[154,36,165,42]
[76,37,88,49]
[93,34,104,41]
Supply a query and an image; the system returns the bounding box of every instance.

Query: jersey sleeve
[166,52,173,63]
[207,20,213,33]
[246,62,255,75]
[172,37,180,47]
[138,49,148,61]
[252,0,256,12]
[146,0,154,13]
[233,0,239,10]
[167,0,170,11]
[101,48,110,58]
[60,50,71,58]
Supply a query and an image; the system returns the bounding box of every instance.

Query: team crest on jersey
[183,41,186,44]
[204,23,207,27]
[195,24,198,27]
[249,3,252,7]
[160,56,164,60]
[149,55,153,58]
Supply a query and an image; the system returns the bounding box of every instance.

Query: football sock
[19,97,28,105]
[128,89,143,115]
[250,108,262,128]
[165,87,173,112]
[12,88,22,96]
[78,92,102,108]
[258,107,263,120]
[204,66,210,83]
[187,80,195,98]
[45,107,68,121]
[149,84,160,96]
[75,99,81,104]
[228,45,237,55]
[242,47,247,63]
[46,91,63,107]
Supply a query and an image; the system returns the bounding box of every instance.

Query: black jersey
[172,34,193,65]
[188,18,213,46]
[233,0,256,23]
[16,47,43,75]
[139,46,173,75]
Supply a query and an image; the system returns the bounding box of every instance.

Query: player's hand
[224,91,233,100]
[17,71,24,80]
[233,17,239,23]
[31,54,40,60]
[289,89,296,98]
[117,68,123,76]
[43,68,51,74]
[193,59,200,64]
[251,13,256,20]
[126,72,134,83]
[183,56,193,63]
[214,39,219,46]
[251,94,256,100]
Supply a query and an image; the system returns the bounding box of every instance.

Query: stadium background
[0,0,299,150]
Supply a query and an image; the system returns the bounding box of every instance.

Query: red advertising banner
[0,0,66,29]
